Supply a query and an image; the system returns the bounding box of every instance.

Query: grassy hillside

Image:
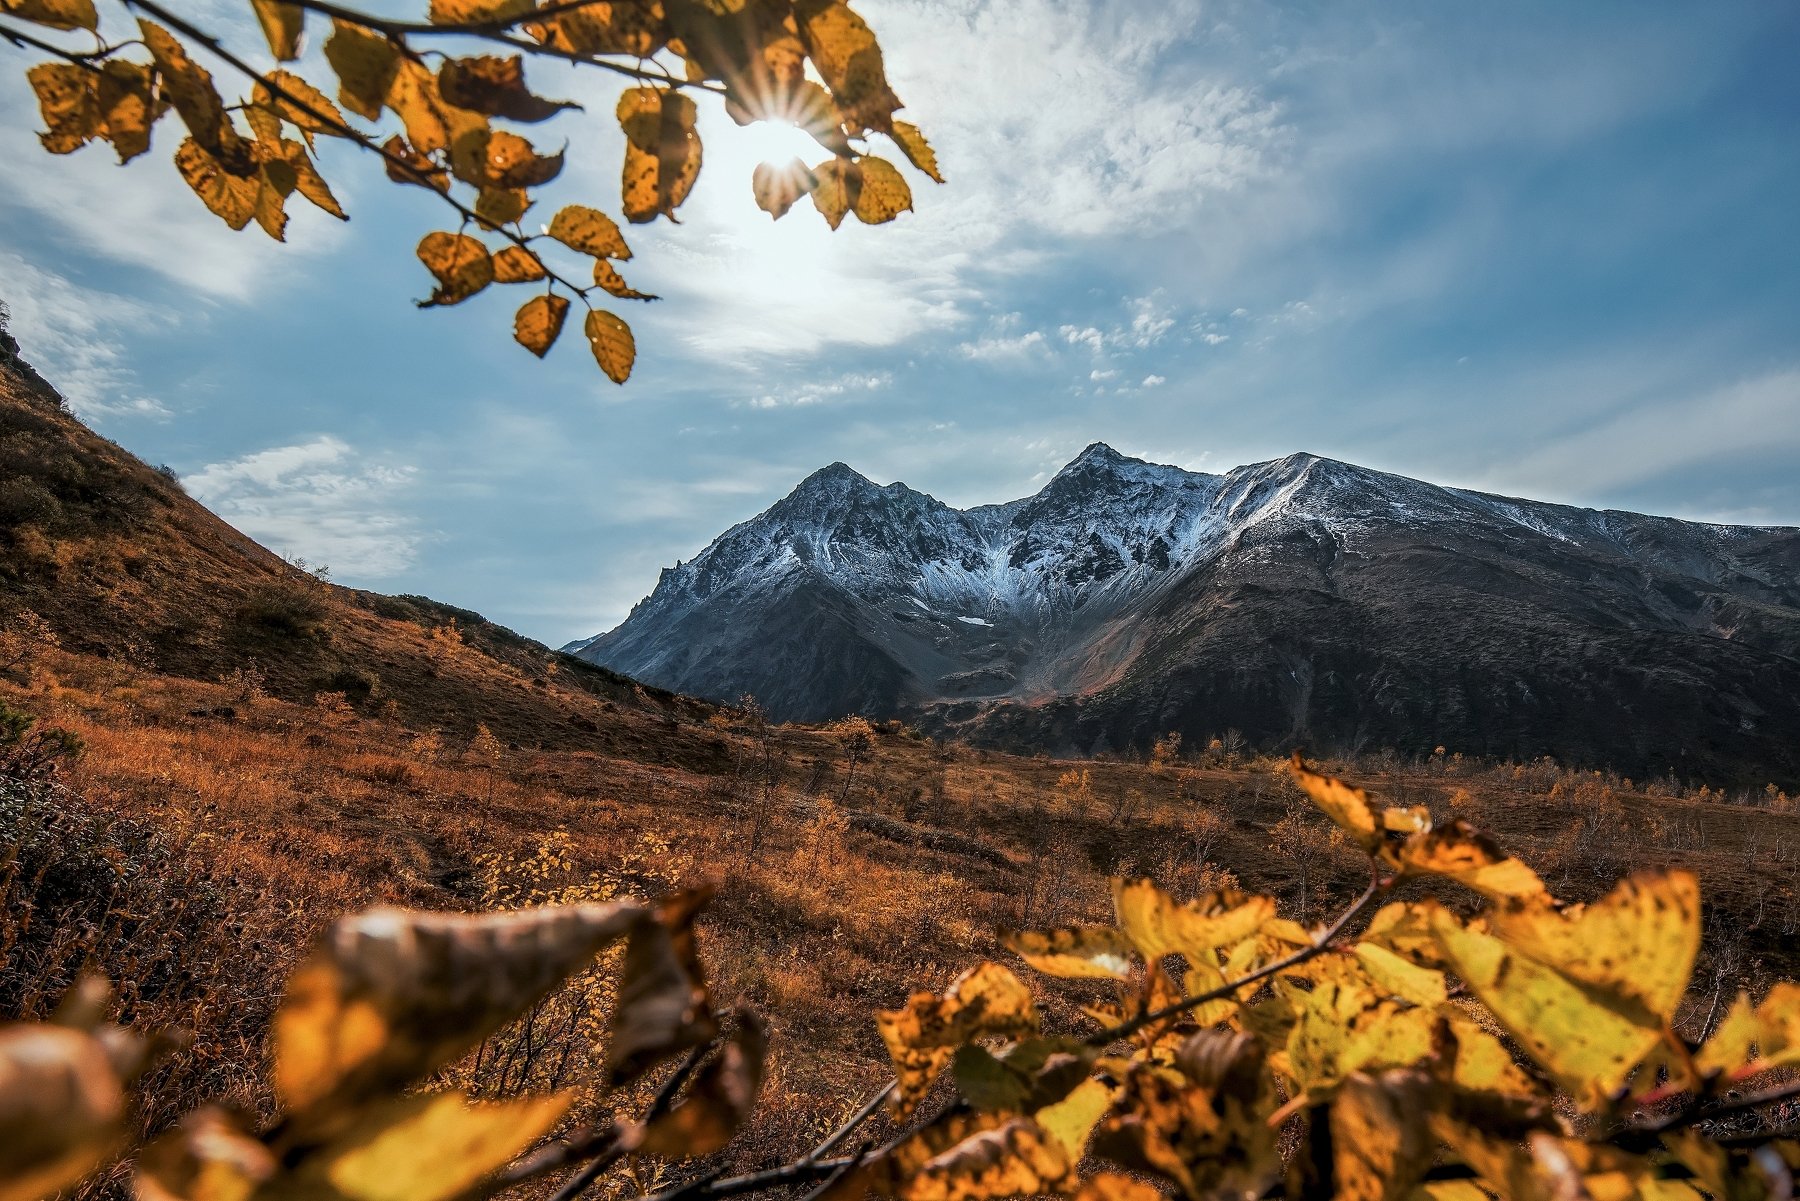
[5,357,1800,1195]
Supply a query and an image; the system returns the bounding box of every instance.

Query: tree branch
[117,0,596,304]
[1091,866,1393,1046]
[280,0,726,94]
[0,18,109,73]
[539,1041,715,1201]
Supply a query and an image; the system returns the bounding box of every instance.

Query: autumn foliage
[4,0,940,381]
[8,753,1800,1201]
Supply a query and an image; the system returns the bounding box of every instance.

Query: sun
[734,118,825,174]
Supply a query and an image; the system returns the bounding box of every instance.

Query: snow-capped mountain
[570,444,1800,784]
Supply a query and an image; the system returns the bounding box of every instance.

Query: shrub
[238,578,330,640]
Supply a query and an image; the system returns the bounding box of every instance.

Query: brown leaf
[1330,1072,1435,1201]
[256,71,348,143]
[271,902,642,1115]
[607,887,715,1082]
[492,246,547,283]
[140,21,237,160]
[530,2,667,58]
[548,204,632,260]
[809,157,857,230]
[878,961,1038,1116]
[889,120,942,183]
[792,0,903,134]
[593,260,658,301]
[640,1009,769,1156]
[475,185,530,229]
[96,61,157,163]
[175,138,260,230]
[1396,822,1548,903]
[901,1117,1073,1201]
[1090,1064,1276,1201]
[427,0,534,23]
[513,294,569,357]
[381,133,449,192]
[1289,752,1381,853]
[585,309,637,384]
[416,231,494,306]
[751,158,817,220]
[0,1024,131,1201]
[26,62,99,155]
[285,140,347,220]
[250,0,303,61]
[1073,1172,1165,1201]
[323,19,399,122]
[253,157,298,241]
[3,0,97,32]
[618,87,702,224]
[438,55,576,122]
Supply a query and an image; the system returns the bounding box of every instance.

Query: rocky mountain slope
[572,444,1800,785]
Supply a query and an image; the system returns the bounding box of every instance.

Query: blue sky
[2,0,1797,646]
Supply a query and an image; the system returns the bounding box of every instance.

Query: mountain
[571,444,1800,785]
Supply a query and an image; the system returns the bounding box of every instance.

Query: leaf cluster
[4,0,940,381]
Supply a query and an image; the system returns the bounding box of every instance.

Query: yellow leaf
[639,1008,768,1157]
[134,1106,274,1201]
[427,0,534,24]
[1487,870,1699,1021]
[1033,1077,1113,1162]
[416,231,494,306]
[1396,824,1549,903]
[249,0,303,60]
[0,1024,131,1201]
[381,133,448,192]
[1331,1073,1435,1201]
[1289,752,1380,852]
[1003,925,1136,980]
[475,185,530,229]
[513,295,568,358]
[1074,1172,1165,1201]
[492,246,547,283]
[96,61,157,163]
[617,87,702,223]
[438,55,576,122]
[1443,1015,1540,1098]
[1112,878,1275,964]
[175,138,260,230]
[852,154,912,224]
[1284,978,1435,1098]
[301,1090,570,1201]
[253,157,297,241]
[878,962,1039,1117]
[140,21,237,159]
[285,141,346,220]
[594,260,658,301]
[889,120,942,183]
[257,71,347,141]
[548,204,632,259]
[1091,1064,1276,1201]
[751,157,816,220]
[1695,982,1800,1077]
[585,309,637,384]
[792,0,902,134]
[323,20,398,122]
[1353,942,1448,1008]
[4,0,97,32]
[901,1117,1073,1201]
[26,62,99,155]
[272,902,641,1114]
[530,2,667,58]
[1428,903,1662,1108]
[808,157,857,229]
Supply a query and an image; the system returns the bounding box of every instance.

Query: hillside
[574,444,1800,786]
[6,351,1800,1198]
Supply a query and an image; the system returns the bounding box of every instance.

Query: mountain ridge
[572,443,1800,785]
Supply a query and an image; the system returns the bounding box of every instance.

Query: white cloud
[1200,332,1230,345]
[1142,374,1167,387]
[1090,368,1118,381]
[0,251,173,422]
[185,436,425,577]
[741,371,893,410]
[1061,325,1106,353]
[960,328,1048,362]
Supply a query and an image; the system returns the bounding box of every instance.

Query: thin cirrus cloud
[183,437,426,578]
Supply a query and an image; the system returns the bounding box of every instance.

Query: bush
[239,578,331,640]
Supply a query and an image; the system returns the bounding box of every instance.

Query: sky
[2,0,1798,647]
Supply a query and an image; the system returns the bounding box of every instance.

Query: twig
[0,18,109,72]
[1630,1077,1800,1137]
[792,1140,874,1201]
[638,1155,861,1201]
[118,0,595,304]
[1092,866,1392,1046]
[804,1082,895,1165]
[545,1041,714,1201]
[280,0,725,93]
